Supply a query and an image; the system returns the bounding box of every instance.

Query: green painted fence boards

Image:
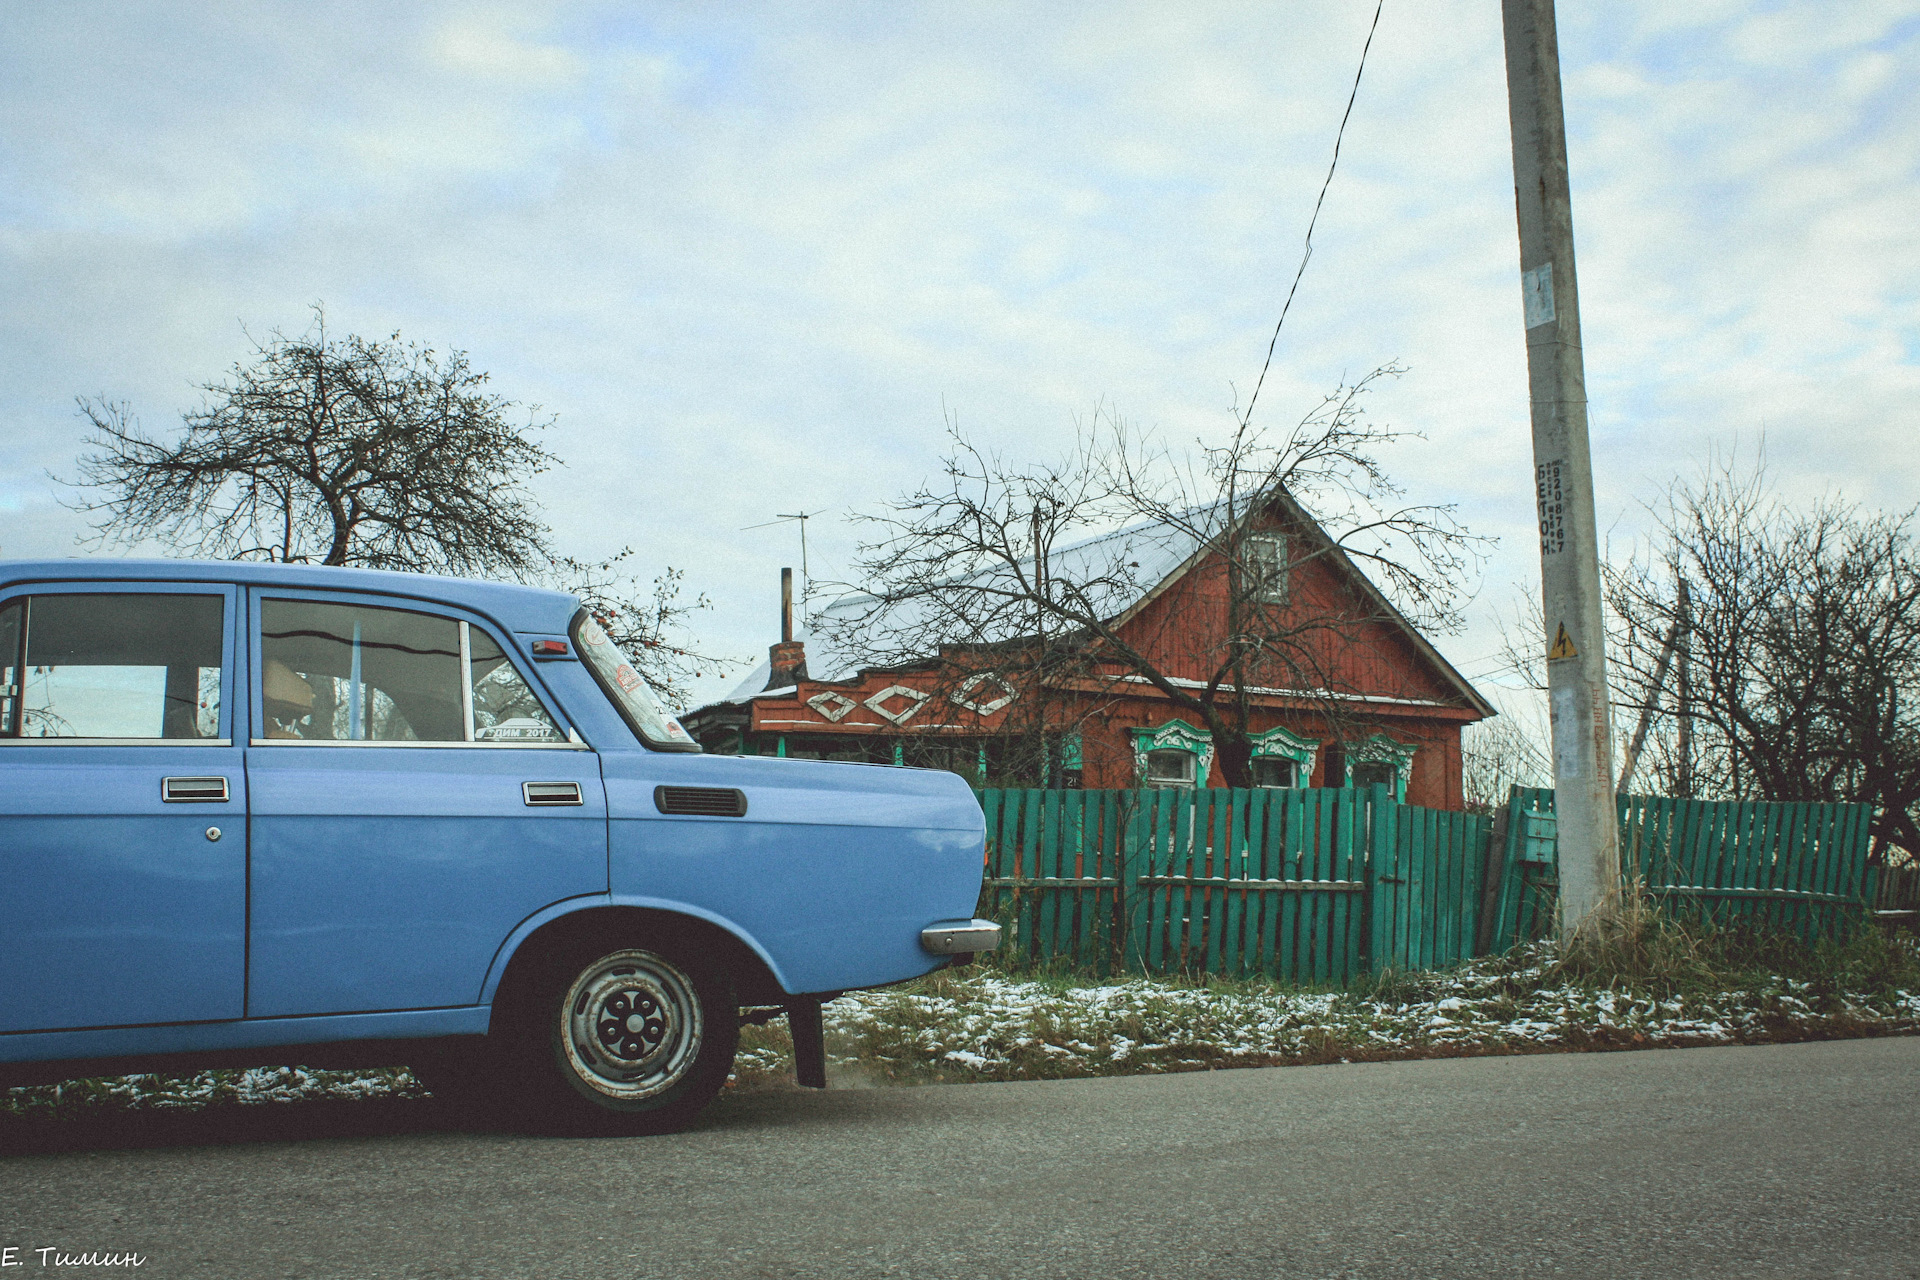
[976,785,1878,984]
[1483,789,1879,950]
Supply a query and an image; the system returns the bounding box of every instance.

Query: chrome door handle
[163,776,229,803]
[522,781,584,807]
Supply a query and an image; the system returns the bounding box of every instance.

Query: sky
[3,1,1917,715]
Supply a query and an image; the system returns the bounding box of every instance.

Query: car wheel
[514,939,738,1136]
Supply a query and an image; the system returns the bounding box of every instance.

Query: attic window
[1246,534,1289,605]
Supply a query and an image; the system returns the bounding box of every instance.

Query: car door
[243,589,607,1017]
[0,583,247,1033]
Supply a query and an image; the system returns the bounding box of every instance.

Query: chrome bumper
[919,918,1003,955]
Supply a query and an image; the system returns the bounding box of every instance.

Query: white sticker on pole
[1551,685,1581,779]
[1523,263,1556,329]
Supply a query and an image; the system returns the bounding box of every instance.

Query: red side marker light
[532,639,569,656]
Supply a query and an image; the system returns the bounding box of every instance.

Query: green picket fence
[1369,799,1493,974]
[979,785,1481,984]
[979,785,1881,983]
[1875,862,1920,915]
[1482,788,1880,949]
[1125,786,1369,985]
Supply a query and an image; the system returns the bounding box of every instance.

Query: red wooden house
[682,500,1493,809]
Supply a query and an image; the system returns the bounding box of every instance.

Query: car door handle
[163,776,230,803]
[522,781,584,807]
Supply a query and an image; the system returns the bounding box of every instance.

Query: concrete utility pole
[1501,0,1620,936]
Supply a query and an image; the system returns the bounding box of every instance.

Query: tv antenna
[741,510,821,630]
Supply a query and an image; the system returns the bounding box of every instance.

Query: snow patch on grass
[1,1066,427,1119]
[10,940,1918,1111]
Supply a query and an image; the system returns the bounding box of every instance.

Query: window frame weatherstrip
[459,620,474,743]
[247,738,589,750]
[0,738,235,748]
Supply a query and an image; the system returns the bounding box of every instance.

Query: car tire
[505,935,739,1137]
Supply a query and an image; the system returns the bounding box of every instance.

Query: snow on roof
[805,508,1217,682]
[711,496,1489,717]
[719,659,773,703]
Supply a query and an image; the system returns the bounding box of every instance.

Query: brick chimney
[764,566,809,690]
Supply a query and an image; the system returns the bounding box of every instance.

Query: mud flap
[787,996,826,1089]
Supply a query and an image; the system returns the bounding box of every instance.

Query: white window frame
[1245,533,1290,606]
[1131,718,1212,789]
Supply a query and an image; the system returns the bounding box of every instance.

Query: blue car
[0,560,996,1134]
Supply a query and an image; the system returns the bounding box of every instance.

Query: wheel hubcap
[562,949,703,1102]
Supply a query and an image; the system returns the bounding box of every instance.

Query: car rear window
[570,610,697,751]
[0,593,224,740]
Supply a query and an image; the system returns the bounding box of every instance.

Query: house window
[1131,718,1214,789]
[1341,734,1417,801]
[1245,534,1289,605]
[1251,757,1297,788]
[1145,748,1198,788]
[1248,725,1317,790]
[1351,761,1396,789]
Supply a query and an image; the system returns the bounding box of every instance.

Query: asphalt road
[2,1037,1916,1280]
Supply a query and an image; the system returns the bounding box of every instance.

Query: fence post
[1475,805,1511,956]
[1121,788,1150,971]
[1364,783,1396,973]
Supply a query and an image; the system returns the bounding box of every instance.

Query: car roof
[0,558,582,635]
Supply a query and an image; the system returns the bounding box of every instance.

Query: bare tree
[820,366,1491,787]
[1611,460,1920,855]
[1501,454,1920,856]
[1461,710,1551,813]
[552,549,734,711]
[66,308,735,702]
[68,307,558,575]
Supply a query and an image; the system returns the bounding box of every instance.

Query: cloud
[1,1,1914,705]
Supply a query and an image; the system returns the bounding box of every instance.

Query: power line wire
[1238,0,1386,432]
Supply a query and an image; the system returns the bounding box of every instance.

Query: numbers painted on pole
[1536,459,1566,557]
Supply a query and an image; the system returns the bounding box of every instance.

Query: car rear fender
[479,896,795,1017]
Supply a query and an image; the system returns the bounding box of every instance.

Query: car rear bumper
[919,918,1003,955]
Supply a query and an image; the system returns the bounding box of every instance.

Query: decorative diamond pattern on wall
[863,685,930,725]
[951,673,1017,716]
[806,691,858,722]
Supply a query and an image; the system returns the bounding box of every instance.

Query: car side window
[261,598,462,741]
[0,593,224,740]
[259,597,563,745]
[469,627,562,743]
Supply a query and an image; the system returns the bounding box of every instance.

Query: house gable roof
[792,494,1493,718]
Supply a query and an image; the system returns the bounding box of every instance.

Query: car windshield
[570,611,697,750]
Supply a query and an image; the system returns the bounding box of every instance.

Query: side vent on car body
[654,786,748,818]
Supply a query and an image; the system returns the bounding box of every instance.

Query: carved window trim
[1342,732,1417,802]
[1249,724,1319,788]
[1129,718,1212,789]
